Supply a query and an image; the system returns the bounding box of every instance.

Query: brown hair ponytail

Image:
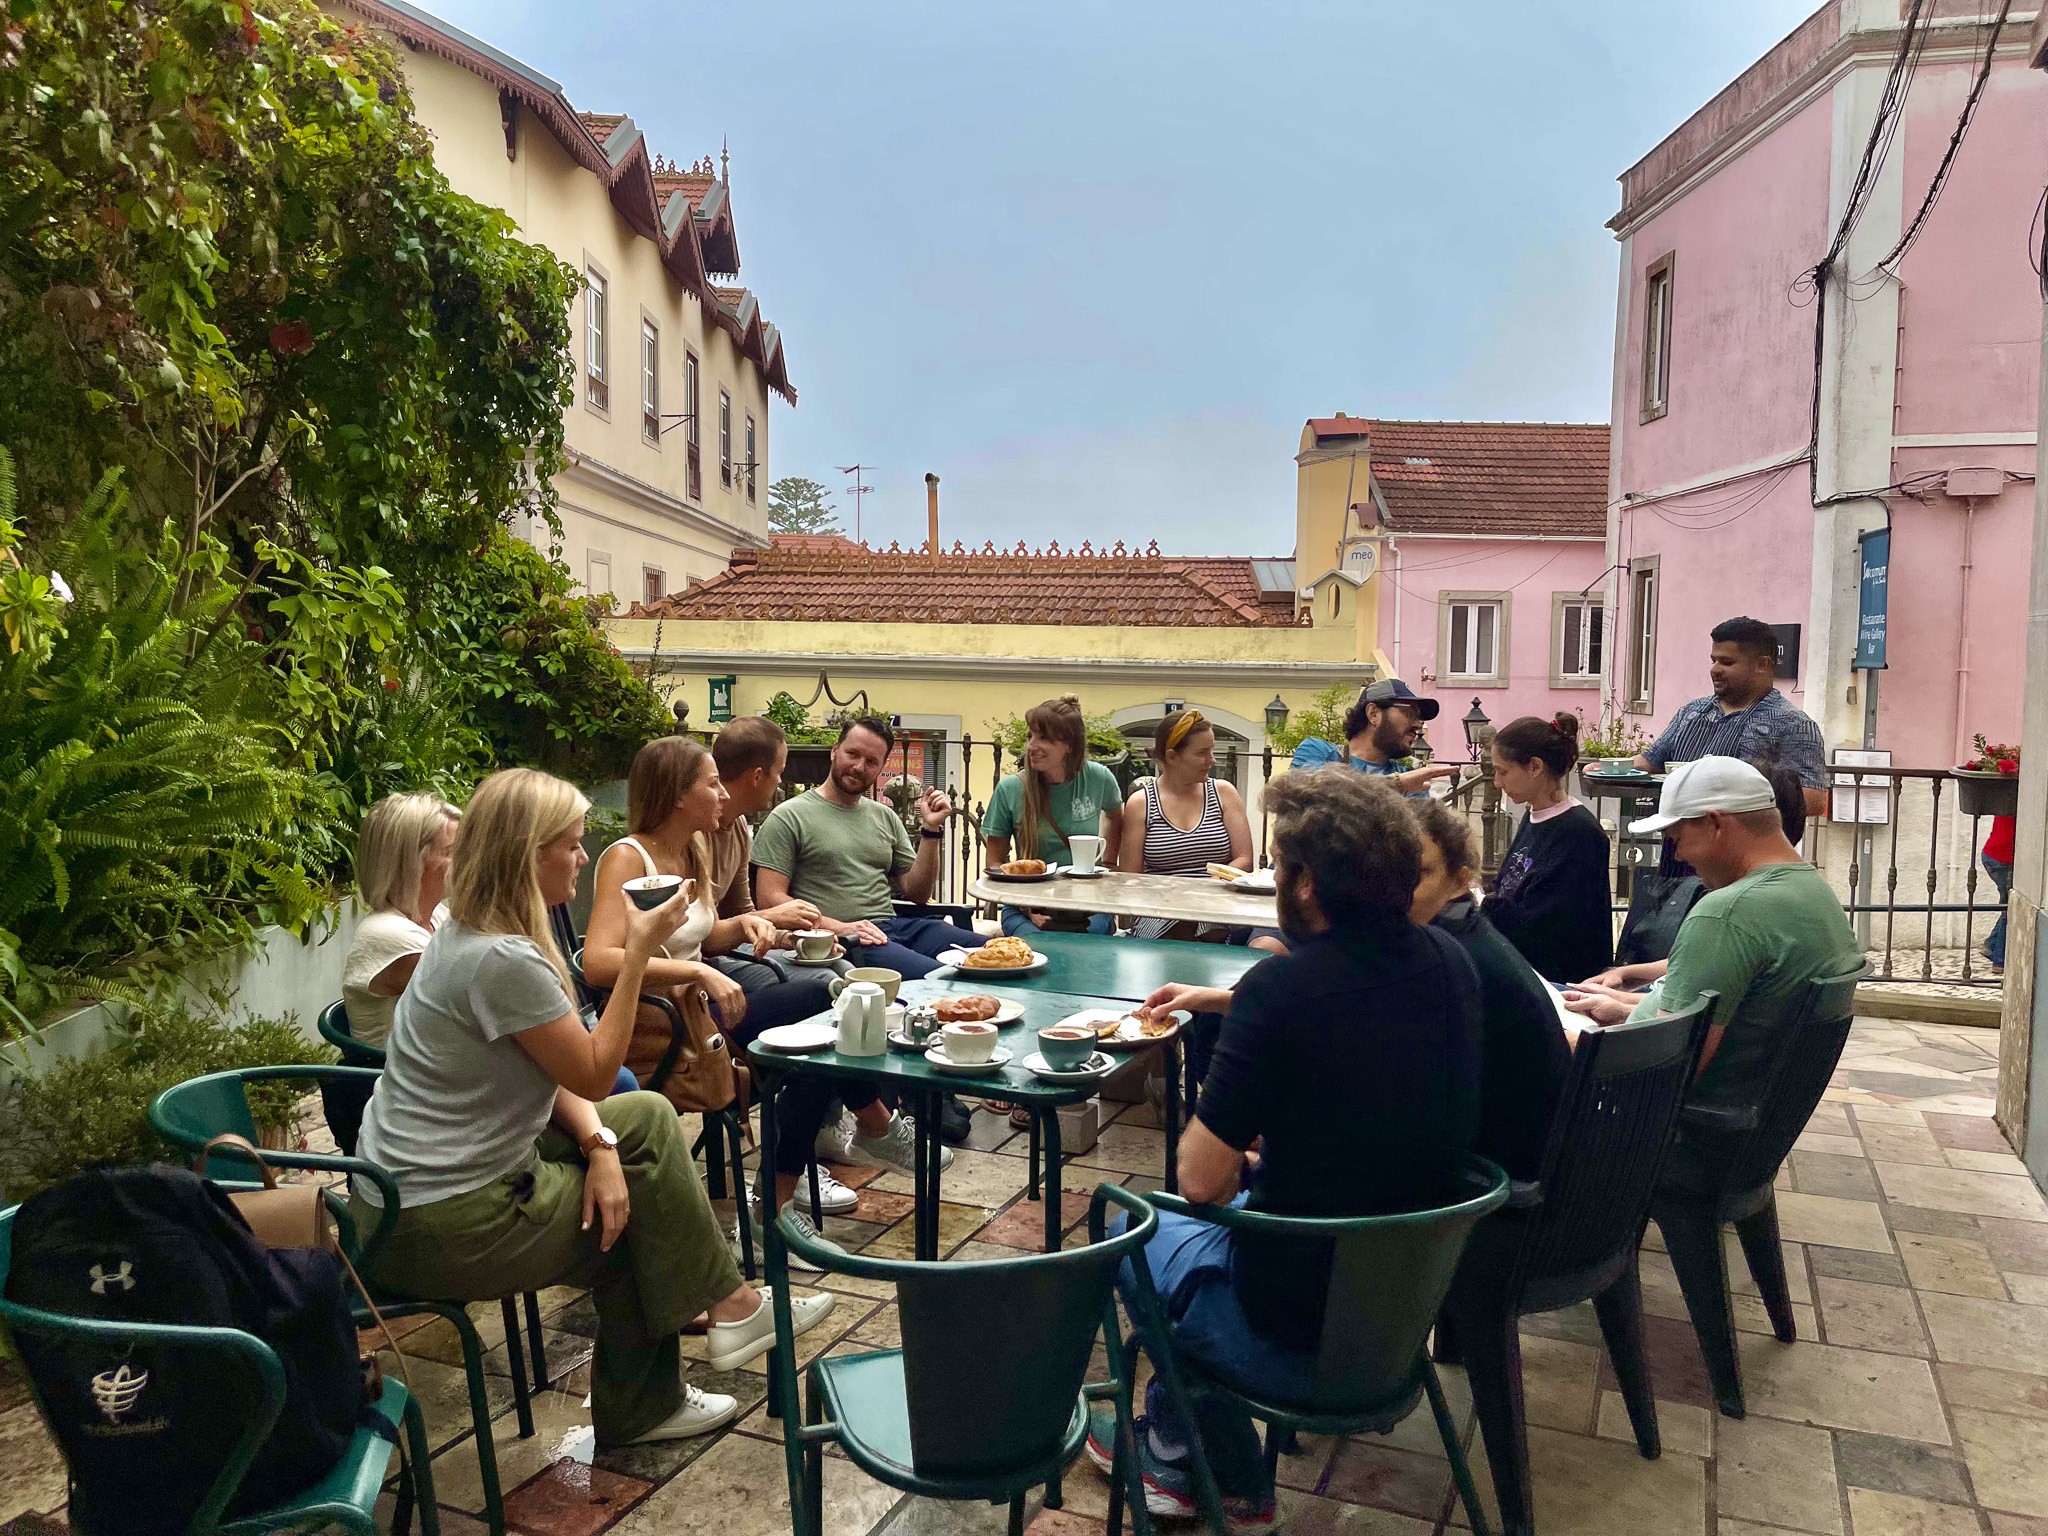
[1493,713,1580,780]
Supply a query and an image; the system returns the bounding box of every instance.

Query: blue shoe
[1082,1408,1275,1530]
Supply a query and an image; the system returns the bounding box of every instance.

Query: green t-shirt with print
[1629,861,1861,1107]
[983,760,1124,864]
[751,789,916,923]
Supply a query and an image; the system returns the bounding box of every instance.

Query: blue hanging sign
[1855,527,1889,671]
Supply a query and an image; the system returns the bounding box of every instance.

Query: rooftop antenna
[836,464,875,544]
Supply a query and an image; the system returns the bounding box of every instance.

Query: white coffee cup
[794,929,834,961]
[1069,834,1106,873]
[941,1020,999,1064]
[883,1002,907,1038]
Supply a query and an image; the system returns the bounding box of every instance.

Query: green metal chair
[1116,1157,1511,1536]
[147,1066,511,1536]
[0,1201,439,1536]
[310,1007,555,1437]
[765,1181,1162,1536]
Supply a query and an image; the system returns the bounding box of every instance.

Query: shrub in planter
[1954,736,2020,819]
[0,1007,336,1201]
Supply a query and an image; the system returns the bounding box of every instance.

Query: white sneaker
[812,1169,861,1214]
[845,1112,953,1173]
[706,1287,837,1371]
[625,1383,738,1442]
[813,1108,857,1164]
[741,1203,850,1274]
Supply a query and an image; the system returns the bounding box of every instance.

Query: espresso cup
[883,1003,907,1038]
[1069,834,1105,873]
[830,966,902,1003]
[1038,1024,1097,1071]
[794,929,835,962]
[941,1020,999,1064]
[623,873,685,910]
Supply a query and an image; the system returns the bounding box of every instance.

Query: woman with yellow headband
[1119,710,1252,941]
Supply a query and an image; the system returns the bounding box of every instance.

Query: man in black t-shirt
[1086,772,1483,1527]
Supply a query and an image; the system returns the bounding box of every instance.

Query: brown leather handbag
[629,987,747,1117]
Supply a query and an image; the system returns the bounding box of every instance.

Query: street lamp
[1264,695,1290,736]
[1461,697,1493,763]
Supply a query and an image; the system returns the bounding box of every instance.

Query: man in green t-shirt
[1565,756,1861,1107]
[753,716,983,979]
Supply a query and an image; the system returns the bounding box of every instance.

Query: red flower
[1999,759,2018,775]
[268,320,313,356]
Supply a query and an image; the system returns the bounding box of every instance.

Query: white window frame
[640,317,660,444]
[744,412,758,503]
[1438,591,1509,687]
[1626,556,1660,713]
[683,350,702,500]
[718,389,733,488]
[642,565,667,606]
[1550,593,1604,690]
[587,550,612,600]
[1641,252,1674,423]
[583,261,609,416]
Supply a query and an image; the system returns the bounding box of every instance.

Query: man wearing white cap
[1565,757,1858,1106]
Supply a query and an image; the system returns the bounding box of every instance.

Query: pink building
[1296,416,1612,733]
[1605,2,2046,769]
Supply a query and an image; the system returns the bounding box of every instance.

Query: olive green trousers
[352,1090,743,1446]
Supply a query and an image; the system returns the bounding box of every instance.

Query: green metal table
[749,980,1186,1258]
[938,929,1269,1001]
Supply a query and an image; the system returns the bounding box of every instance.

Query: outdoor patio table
[748,981,1183,1258]
[966,868,1278,929]
[933,928,1267,1002]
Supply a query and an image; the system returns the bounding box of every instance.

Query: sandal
[979,1098,1016,1114]
[1008,1104,1032,1130]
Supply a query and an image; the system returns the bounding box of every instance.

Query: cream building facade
[335,0,794,602]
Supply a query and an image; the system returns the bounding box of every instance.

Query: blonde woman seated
[352,768,835,1448]
[341,792,460,1049]
[585,737,924,1258]
[1119,710,1252,941]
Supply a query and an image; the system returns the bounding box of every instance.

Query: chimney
[926,473,941,567]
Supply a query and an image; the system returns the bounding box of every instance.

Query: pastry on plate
[1207,863,1243,882]
[962,936,1036,969]
[933,994,1001,1022]
[1000,858,1048,876]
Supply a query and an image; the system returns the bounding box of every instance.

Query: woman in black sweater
[1484,713,1614,984]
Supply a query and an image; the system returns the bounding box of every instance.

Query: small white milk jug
[833,980,888,1057]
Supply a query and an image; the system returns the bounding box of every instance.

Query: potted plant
[1576,717,1653,797]
[1954,736,2020,819]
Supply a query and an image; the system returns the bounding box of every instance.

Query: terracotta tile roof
[578,111,627,146]
[1306,416,1373,441]
[1361,420,1610,537]
[631,542,1308,628]
[653,168,719,211]
[768,533,859,552]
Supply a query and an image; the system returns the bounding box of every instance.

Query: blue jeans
[1115,1201,1314,1501]
[1000,906,1115,938]
[1985,854,2013,968]
[845,914,984,979]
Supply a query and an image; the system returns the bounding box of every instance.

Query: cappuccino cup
[941,1020,999,1064]
[1069,834,1106,873]
[1038,1024,1097,1071]
[794,929,835,962]
[623,873,686,911]
[831,967,902,1004]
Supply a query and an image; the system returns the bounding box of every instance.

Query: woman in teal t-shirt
[983,694,1123,937]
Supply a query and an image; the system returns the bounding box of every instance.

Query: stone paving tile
[1815,1276,1931,1356]
[1955,1408,2048,1518]
[1832,1429,1975,1505]
[1716,1413,1842,1534]
[1844,1488,1982,1535]
[1810,1246,1911,1287]
[500,1459,652,1536]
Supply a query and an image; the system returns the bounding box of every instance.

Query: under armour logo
[90,1363,148,1423]
[88,1262,134,1295]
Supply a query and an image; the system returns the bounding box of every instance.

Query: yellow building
[335,0,793,602]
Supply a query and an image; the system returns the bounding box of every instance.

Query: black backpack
[5,1165,374,1536]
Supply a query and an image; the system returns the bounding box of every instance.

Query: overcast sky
[417,0,1819,555]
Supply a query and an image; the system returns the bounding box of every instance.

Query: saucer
[787,954,842,968]
[756,1022,838,1053]
[888,1028,939,1053]
[922,1044,1014,1076]
[1055,865,1109,879]
[1022,1050,1113,1081]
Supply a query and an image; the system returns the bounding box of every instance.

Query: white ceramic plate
[1053,865,1109,879]
[1022,1050,1114,1081]
[922,1044,1015,1076]
[756,1022,838,1053]
[786,955,843,969]
[1053,1007,1191,1052]
[1229,869,1277,893]
[937,948,1051,977]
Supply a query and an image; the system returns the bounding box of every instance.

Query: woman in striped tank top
[1119,711,1252,941]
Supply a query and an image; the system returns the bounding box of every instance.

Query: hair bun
[1058,693,1080,707]
[1552,712,1581,742]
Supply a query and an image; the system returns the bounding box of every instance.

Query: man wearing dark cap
[1289,678,1458,799]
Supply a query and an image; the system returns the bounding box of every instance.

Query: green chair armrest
[1134,1158,1510,1233]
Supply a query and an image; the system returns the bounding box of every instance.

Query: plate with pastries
[935,936,1051,976]
[1054,1005,1192,1051]
[929,993,1025,1025]
[986,857,1057,884]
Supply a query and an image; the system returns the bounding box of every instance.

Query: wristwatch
[579,1126,620,1158]
[919,825,945,840]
